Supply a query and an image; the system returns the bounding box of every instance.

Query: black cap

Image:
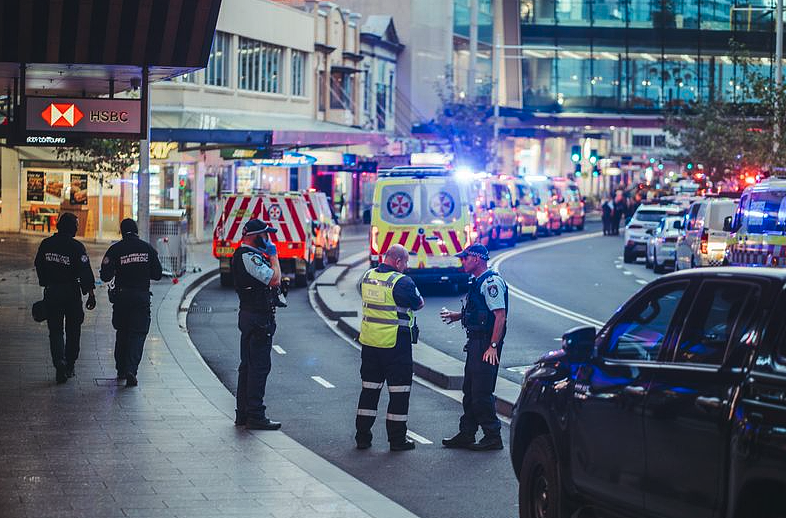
[242,219,278,236]
[120,218,139,236]
[455,243,489,261]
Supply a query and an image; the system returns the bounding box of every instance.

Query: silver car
[645,216,682,273]
[623,205,683,263]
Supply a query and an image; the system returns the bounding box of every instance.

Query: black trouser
[237,309,275,421]
[460,337,502,438]
[112,288,152,376]
[44,285,84,370]
[356,339,413,444]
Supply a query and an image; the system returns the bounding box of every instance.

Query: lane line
[488,232,607,329]
[406,431,433,445]
[273,345,287,355]
[623,271,632,276]
[636,279,648,285]
[311,376,335,388]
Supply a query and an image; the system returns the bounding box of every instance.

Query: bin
[150,209,188,277]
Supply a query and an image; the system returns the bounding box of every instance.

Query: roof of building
[362,15,401,47]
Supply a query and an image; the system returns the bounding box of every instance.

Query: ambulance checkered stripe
[213,195,311,247]
[377,230,464,256]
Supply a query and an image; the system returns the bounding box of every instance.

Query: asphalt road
[186,225,669,518]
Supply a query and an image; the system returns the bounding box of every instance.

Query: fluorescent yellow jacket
[359,268,414,348]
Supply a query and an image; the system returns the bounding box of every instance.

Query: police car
[623,204,683,263]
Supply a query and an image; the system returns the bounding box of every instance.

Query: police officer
[99,219,163,387]
[232,219,283,430]
[356,244,424,452]
[440,243,508,451]
[34,213,97,383]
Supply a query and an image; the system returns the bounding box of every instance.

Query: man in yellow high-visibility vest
[356,244,424,451]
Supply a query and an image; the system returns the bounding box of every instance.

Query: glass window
[492,183,511,208]
[238,37,262,91]
[291,50,306,97]
[745,190,786,233]
[604,283,688,361]
[206,31,230,87]
[675,282,756,365]
[635,209,669,222]
[632,135,652,147]
[331,72,353,109]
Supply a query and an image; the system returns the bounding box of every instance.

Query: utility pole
[468,0,478,98]
[775,0,783,155]
[138,67,151,242]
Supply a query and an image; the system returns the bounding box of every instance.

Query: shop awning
[151,107,388,147]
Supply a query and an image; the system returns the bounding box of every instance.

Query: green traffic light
[687,163,694,170]
[571,153,581,162]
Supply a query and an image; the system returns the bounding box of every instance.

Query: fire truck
[213,192,317,287]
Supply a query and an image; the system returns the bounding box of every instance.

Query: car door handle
[696,396,723,410]
[623,386,647,397]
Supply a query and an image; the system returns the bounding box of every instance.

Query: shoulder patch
[488,284,499,298]
[251,255,264,266]
[102,256,110,265]
[81,254,89,263]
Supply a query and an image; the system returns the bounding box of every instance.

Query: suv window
[492,184,511,208]
[675,282,757,366]
[603,283,688,361]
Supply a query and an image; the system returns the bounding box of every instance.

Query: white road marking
[615,264,623,269]
[406,431,433,445]
[553,337,562,341]
[617,256,623,260]
[311,376,335,388]
[273,345,286,355]
[636,279,648,285]
[623,271,633,276]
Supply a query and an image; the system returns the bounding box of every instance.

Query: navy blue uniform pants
[356,340,413,445]
[237,310,275,421]
[460,338,502,438]
[112,289,152,376]
[44,286,84,370]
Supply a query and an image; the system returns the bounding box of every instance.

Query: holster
[411,318,420,344]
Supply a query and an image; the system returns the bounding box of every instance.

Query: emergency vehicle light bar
[379,166,452,178]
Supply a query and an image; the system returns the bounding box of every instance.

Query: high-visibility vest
[359,268,414,348]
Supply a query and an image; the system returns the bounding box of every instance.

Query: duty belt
[467,331,492,339]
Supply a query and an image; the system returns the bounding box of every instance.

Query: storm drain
[188,305,213,314]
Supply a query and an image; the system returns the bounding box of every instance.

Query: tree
[432,69,494,171]
[56,139,140,186]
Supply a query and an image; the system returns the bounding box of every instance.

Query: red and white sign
[41,103,84,127]
[26,97,141,134]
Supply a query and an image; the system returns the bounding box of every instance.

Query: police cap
[455,243,489,261]
[242,219,278,236]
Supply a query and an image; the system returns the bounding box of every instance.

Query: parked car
[675,197,739,270]
[645,215,681,273]
[623,204,683,263]
[511,267,786,518]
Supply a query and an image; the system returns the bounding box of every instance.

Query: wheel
[307,260,316,281]
[509,227,518,246]
[519,435,573,518]
[295,273,308,287]
[653,251,665,273]
[623,250,634,263]
[576,217,585,231]
[220,271,234,288]
[315,248,326,270]
[645,251,653,269]
[488,228,500,250]
[327,243,340,264]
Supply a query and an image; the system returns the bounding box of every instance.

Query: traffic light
[686,162,694,170]
[589,149,598,165]
[592,167,600,177]
[574,163,582,177]
[571,145,581,163]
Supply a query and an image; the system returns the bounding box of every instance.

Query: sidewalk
[0,237,418,518]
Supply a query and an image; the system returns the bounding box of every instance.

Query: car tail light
[700,229,708,254]
[371,225,379,254]
[665,237,677,243]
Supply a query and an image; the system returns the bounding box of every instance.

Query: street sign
[26,97,141,135]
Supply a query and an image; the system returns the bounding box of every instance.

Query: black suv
[510,268,786,518]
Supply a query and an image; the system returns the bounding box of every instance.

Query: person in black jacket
[34,212,97,383]
[99,219,163,387]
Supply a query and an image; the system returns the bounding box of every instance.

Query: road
[187,225,668,518]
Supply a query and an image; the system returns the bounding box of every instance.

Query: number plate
[216,246,234,256]
[426,255,459,268]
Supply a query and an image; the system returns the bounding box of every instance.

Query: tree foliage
[666,44,786,180]
[432,69,494,171]
[56,139,139,185]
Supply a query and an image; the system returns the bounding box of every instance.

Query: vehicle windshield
[492,183,512,208]
[707,201,738,230]
[744,190,786,233]
[563,185,580,202]
[379,180,464,225]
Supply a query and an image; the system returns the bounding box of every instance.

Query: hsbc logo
[41,103,84,127]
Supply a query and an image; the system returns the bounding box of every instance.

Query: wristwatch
[491,342,498,349]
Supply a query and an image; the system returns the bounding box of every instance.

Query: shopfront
[310,151,377,223]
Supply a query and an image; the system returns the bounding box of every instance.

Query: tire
[295,273,308,287]
[645,252,653,269]
[519,435,572,518]
[327,243,340,264]
[220,271,234,288]
[623,250,634,263]
[307,260,316,281]
[509,227,518,247]
[576,217,585,231]
[653,251,665,273]
[488,228,500,250]
[315,248,326,270]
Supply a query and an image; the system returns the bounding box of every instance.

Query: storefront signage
[26,97,141,135]
[151,142,179,160]
[259,152,316,167]
[70,174,88,205]
[220,148,283,160]
[26,171,44,201]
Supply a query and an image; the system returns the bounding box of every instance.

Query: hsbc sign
[26,97,141,135]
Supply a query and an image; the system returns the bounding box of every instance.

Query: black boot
[442,432,475,449]
[245,417,281,430]
[390,439,415,451]
[56,367,68,384]
[65,365,75,378]
[470,435,503,451]
[355,432,372,450]
[125,373,138,387]
[234,411,247,426]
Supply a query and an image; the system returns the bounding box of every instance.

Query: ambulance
[725,177,786,267]
[522,176,563,235]
[369,166,472,287]
[472,176,519,248]
[503,177,539,241]
[550,176,586,231]
[213,192,317,287]
[303,190,341,268]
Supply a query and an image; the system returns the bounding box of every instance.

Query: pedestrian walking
[232,219,283,430]
[34,212,97,383]
[99,219,162,387]
[601,197,613,235]
[612,190,627,235]
[355,244,424,452]
[440,243,508,451]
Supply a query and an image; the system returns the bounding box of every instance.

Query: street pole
[468,0,478,98]
[138,67,151,242]
[492,34,502,173]
[775,0,783,157]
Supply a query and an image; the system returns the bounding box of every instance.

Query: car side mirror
[723,216,733,232]
[489,201,496,210]
[562,326,596,362]
[674,220,682,230]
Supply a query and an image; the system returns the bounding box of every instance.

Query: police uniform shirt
[100,236,163,289]
[478,271,507,312]
[238,246,274,286]
[35,233,95,294]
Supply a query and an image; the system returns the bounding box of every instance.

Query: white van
[675,197,739,270]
